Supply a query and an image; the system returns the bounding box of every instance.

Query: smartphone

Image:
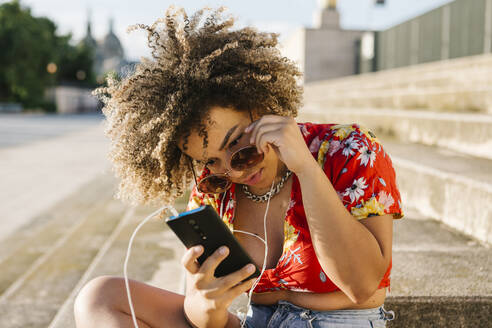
[165,205,261,281]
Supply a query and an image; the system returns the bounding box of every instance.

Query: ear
[176,138,185,153]
[250,108,262,121]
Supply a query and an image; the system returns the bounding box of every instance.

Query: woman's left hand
[245,115,314,175]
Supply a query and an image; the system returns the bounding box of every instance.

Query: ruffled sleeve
[314,123,404,220]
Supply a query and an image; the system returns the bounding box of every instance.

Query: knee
[74,276,124,324]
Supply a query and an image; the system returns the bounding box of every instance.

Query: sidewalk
[0,113,110,242]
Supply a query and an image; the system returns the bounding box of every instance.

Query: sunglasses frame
[189,144,264,194]
[187,110,263,194]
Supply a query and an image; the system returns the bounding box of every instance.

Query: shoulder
[297,122,380,163]
[297,122,404,219]
[297,121,378,142]
[296,121,335,152]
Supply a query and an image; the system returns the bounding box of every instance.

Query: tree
[0,0,95,111]
[56,35,97,86]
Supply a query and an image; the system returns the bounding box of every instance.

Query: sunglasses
[189,144,265,194]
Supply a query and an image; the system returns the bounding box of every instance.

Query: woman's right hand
[181,245,257,328]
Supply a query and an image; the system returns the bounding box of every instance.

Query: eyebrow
[219,124,239,151]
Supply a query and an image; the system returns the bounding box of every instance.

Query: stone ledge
[303,87,492,114]
[229,296,492,328]
[385,296,491,328]
[303,53,492,114]
[299,108,492,160]
[304,53,492,91]
[389,153,491,245]
[391,217,491,297]
[47,198,189,328]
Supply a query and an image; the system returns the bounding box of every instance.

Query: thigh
[75,275,191,328]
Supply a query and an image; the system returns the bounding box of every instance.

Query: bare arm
[296,157,392,304]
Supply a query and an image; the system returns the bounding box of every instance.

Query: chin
[242,155,277,188]
[255,167,277,189]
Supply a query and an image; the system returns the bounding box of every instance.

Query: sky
[5,0,454,61]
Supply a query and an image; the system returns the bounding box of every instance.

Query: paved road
[0,113,111,242]
[0,113,104,148]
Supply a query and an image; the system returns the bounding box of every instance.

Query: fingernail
[219,246,228,255]
[246,264,255,272]
[194,246,203,254]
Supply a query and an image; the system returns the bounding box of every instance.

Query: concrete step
[299,108,492,160]
[385,140,491,245]
[385,209,491,327]
[303,85,492,114]
[0,176,127,327]
[0,174,114,294]
[0,169,189,328]
[305,67,492,93]
[303,53,492,114]
[304,53,492,93]
[0,113,189,327]
[48,199,189,328]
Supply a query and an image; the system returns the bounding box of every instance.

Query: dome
[102,18,124,59]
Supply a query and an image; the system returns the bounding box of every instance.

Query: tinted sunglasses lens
[230,146,264,171]
[198,175,231,194]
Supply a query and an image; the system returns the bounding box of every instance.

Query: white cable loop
[124,178,275,328]
[237,177,275,328]
[124,205,178,328]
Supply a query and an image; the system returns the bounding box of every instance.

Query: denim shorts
[241,300,395,328]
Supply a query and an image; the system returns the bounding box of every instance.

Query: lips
[243,168,263,185]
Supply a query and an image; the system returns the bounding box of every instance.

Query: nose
[222,154,243,178]
[227,169,243,179]
[213,163,240,178]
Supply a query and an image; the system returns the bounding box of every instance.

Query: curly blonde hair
[94,6,303,207]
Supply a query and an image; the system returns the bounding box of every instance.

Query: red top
[187,122,404,294]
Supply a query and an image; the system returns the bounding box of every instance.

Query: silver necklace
[242,169,292,203]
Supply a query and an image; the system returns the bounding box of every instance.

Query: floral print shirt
[186,122,404,294]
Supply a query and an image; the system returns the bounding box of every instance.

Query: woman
[75,6,403,328]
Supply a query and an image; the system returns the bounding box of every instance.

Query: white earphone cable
[234,177,275,328]
[123,205,178,328]
[124,175,276,328]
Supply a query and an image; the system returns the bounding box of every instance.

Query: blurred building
[81,15,130,82]
[51,14,137,114]
[282,0,365,83]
